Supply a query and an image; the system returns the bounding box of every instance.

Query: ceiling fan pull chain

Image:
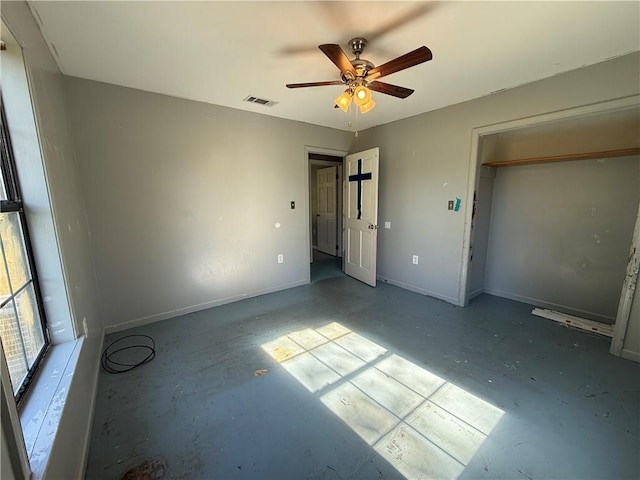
[353,104,359,137]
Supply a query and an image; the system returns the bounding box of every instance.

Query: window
[0,102,49,403]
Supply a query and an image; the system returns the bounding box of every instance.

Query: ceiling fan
[286,37,432,114]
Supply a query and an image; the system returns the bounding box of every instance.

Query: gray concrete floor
[311,250,344,283]
[86,277,639,479]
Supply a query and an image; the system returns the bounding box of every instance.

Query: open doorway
[460,96,640,358]
[308,150,345,282]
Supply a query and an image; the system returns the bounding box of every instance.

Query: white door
[317,166,338,256]
[344,148,379,286]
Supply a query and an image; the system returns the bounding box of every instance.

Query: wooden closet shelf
[482,147,640,168]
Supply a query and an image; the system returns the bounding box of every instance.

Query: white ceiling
[27,1,640,132]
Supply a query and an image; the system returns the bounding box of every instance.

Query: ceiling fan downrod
[347,37,375,80]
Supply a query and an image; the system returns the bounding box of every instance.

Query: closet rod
[483,147,640,168]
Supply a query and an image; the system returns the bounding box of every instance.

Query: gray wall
[350,53,640,305]
[2,3,639,477]
[484,156,639,322]
[491,108,640,162]
[63,77,354,330]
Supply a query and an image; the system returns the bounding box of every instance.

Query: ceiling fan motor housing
[348,37,375,80]
[349,37,367,56]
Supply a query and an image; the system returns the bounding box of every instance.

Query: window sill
[19,337,84,479]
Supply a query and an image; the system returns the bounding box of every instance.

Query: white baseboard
[621,348,640,363]
[105,279,309,333]
[469,287,484,300]
[483,288,615,324]
[377,276,459,305]
[532,308,613,337]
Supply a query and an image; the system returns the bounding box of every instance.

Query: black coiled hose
[101,334,156,374]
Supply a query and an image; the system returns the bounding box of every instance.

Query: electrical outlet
[412,255,419,265]
[277,254,284,264]
[384,221,391,229]
[448,200,454,210]
[290,201,295,209]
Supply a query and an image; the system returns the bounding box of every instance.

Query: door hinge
[336,173,339,180]
[336,244,339,250]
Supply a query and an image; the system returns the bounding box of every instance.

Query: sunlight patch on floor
[261,322,504,479]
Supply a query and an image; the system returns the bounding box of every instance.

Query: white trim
[532,308,614,337]
[460,95,640,308]
[309,159,343,167]
[305,145,348,274]
[1,17,77,343]
[377,276,459,305]
[23,334,104,480]
[105,279,308,333]
[610,202,640,356]
[468,288,484,300]
[32,339,84,480]
[484,288,616,324]
[621,348,640,364]
[0,342,31,480]
[460,129,482,306]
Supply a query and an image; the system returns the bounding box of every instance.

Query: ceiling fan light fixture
[359,98,376,114]
[287,39,432,116]
[335,91,352,112]
[353,85,372,107]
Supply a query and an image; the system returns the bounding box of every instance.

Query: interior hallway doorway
[307,149,345,282]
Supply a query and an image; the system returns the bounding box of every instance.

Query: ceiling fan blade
[279,45,321,56]
[366,3,439,43]
[319,44,357,77]
[365,46,433,81]
[368,81,414,99]
[286,81,344,88]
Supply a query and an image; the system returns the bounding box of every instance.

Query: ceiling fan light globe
[335,91,352,112]
[353,86,372,106]
[360,99,376,114]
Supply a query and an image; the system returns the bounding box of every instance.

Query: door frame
[304,146,348,281]
[459,94,640,355]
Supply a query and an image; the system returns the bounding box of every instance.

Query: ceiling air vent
[243,95,277,107]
